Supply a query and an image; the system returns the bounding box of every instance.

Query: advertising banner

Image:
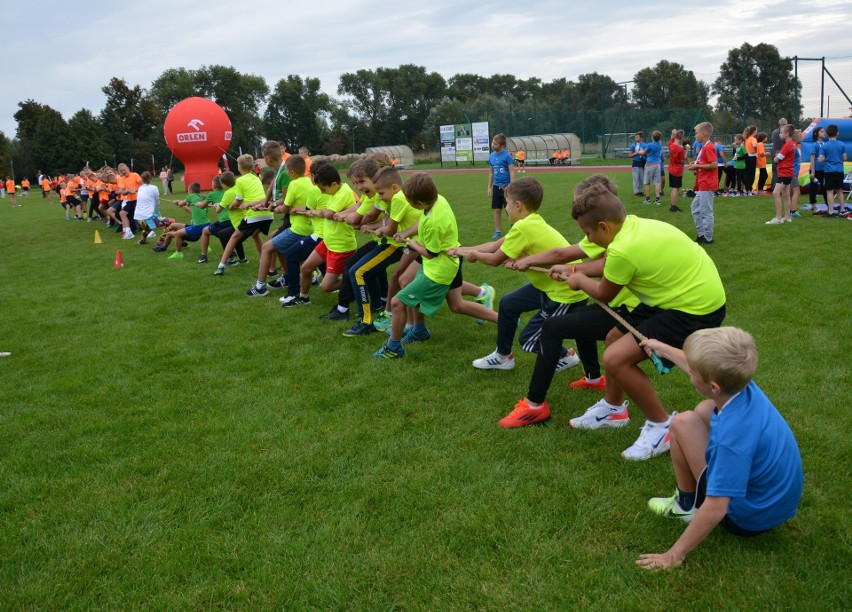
[440,125,455,163]
[472,122,491,161]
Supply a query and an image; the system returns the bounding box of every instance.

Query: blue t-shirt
[820,139,846,172]
[692,141,703,161]
[809,141,824,171]
[715,143,725,166]
[642,141,663,165]
[489,150,514,187]
[793,145,801,179]
[630,142,646,167]
[705,381,804,532]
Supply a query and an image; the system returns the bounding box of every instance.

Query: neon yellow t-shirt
[419,195,460,285]
[500,213,586,304]
[579,237,640,310]
[284,176,314,236]
[235,173,270,220]
[322,183,358,253]
[356,192,383,243]
[603,215,725,314]
[386,190,420,247]
[220,187,242,228]
[306,186,327,238]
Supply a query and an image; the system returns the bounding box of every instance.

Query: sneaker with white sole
[648,490,696,523]
[568,399,629,429]
[555,349,580,372]
[282,295,310,308]
[472,350,515,370]
[268,277,288,290]
[621,417,674,461]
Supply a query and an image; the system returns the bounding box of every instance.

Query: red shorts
[314,241,355,275]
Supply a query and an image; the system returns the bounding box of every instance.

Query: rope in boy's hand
[522,266,670,375]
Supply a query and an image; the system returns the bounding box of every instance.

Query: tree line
[1,43,802,178]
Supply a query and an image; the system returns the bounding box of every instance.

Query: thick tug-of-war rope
[525,265,671,375]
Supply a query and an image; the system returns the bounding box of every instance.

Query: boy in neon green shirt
[560,176,726,461]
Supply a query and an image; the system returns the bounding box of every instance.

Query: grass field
[0,170,849,608]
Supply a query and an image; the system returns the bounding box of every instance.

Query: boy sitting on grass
[636,327,803,570]
[153,182,210,258]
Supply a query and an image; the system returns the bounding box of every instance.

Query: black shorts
[65,196,80,206]
[237,218,272,236]
[823,171,844,190]
[619,304,726,367]
[776,176,792,186]
[669,174,683,188]
[450,257,464,290]
[695,468,768,537]
[491,185,507,210]
[208,220,233,236]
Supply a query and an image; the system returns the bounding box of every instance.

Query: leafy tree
[632,61,710,111]
[0,131,11,177]
[100,77,161,167]
[68,109,112,168]
[447,73,485,103]
[421,97,467,147]
[12,100,53,176]
[574,72,623,111]
[31,109,75,175]
[712,43,802,125]
[149,68,197,117]
[264,75,330,153]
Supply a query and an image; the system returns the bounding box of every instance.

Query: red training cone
[114,250,124,269]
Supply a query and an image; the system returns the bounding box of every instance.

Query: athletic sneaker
[320,306,350,321]
[152,245,167,253]
[268,277,288,290]
[472,350,515,370]
[765,217,783,225]
[791,211,802,218]
[498,398,551,428]
[122,233,135,240]
[213,267,225,276]
[621,417,674,461]
[654,197,661,205]
[569,375,607,391]
[374,343,405,359]
[648,491,696,523]
[282,295,310,308]
[373,312,392,331]
[643,198,651,205]
[401,327,431,343]
[475,282,496,324]
[555,349,580,371]
[225,256,240,266]
[568,399,630,429]
[312,269,323,286]
[246,285,269,297]
[146,230,156,238]
[343,321,377,337]
[239,258,249,264]
[167,252,184,260]
[197,254,208,264]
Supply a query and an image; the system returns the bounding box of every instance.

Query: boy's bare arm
[512,244,588,270]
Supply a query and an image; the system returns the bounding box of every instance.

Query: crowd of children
[31,127,809,570]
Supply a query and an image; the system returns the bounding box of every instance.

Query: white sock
[602,399,623,410]
[255,280,265,290]
[337,305,348,313]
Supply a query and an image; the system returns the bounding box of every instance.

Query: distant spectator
[770,118,787,191]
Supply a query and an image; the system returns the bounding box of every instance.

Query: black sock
[677,488,695,510]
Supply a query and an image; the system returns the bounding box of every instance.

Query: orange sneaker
[498,398,551,428]
[569,375,607,391]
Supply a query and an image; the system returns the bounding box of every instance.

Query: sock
[476,287,486,299]
[413,322,427,334]
[601,399,623,410]
[677,488,696,510]
[267,269,277,276]
[387,338,402,351]
[300,293,309,298]
[217,263,225,270]
[653,415,673,428]
[586,375,602,383]
[526,398,542,409]
[337,305,348,313]
[255,280,265,290]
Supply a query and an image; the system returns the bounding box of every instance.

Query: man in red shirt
[686,122,718,244]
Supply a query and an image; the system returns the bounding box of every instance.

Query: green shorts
[396,268,451,317]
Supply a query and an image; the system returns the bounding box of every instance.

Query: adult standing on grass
[166,167,174,194]
[636,327,803,570]
[159,168,168,195]
[628,132,646,196]
[770,118,786,191]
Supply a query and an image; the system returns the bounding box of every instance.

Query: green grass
[0,176,849,608]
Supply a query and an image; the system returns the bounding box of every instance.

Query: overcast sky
[3,0,851,139]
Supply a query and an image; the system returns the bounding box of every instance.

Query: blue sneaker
[491,230,501,239]
[374,343,406,359]
[342,321,377,337]
[402,327,431,344]
[791,211,802,218]
[246,285,269,297]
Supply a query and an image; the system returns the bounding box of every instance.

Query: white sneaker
[621,416,675,461]
[146,230,156,238]
[122,232,135,240]
[569,399,629,429]
[555,348,580,372]
[765,217,783,225]
[472,350,515,370]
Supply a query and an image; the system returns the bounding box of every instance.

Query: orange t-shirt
[746,136,757,156]
[59,187,67,203]
[41,178,50,191]
[5,179,14,193]
[517,150,525,161]
[303,156,312,177]
[756,142,767,169]
[64,182,77,199]
[117,172,142,201]
[21,179,30,188]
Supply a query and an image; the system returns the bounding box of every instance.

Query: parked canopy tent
[365,145,414,168]
[506,134,581,165]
